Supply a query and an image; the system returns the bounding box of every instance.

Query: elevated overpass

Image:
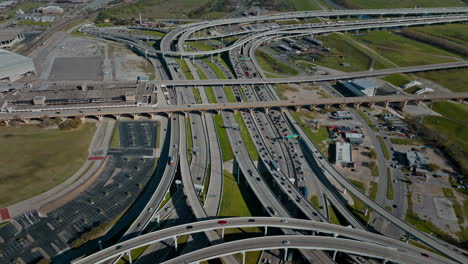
[2,93,467,121]
[73,217,454,264]
[20,61,468,88]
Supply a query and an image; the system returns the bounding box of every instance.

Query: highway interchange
[1,5,468,264]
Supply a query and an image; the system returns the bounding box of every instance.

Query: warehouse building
[0,31,24,49]
[406,151,427,169]
[335,142,352,166]
[0,49,36,81]
[342,78,380,96]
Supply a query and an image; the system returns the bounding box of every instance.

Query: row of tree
[399,28,468,57]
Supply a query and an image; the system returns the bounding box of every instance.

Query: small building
[330,111,352,120]
[345,133,364,145]
[23,15,55,23]
[335,142,352,166]
[0,49,35,81]
[406,151,427,169]
[342,78,380,97]
[33,96,46,105]
[278,44,292,52]
[38,6,64,15]
[380,113,405,128]
[125,92,136,102]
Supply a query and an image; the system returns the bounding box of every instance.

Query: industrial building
[345,133,364,145]
[38,6,64,15]
[342,78,380,96]
[406,151,427,169]
[0,49,36,81]
[335,142,352,166]
[330,111,353,120]
[0,31,24,49]
[380,113,406,128]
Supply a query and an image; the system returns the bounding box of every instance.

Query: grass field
[382,73,412,87]
[203,59,226,79]
[195,64,208,79]
[416,69,468,92]
[338,0,467,9]
[188,41,216,51]
[234,113,259,161]
[16,20,50,27]
[410,24,468,46]
[274,84,299,100]
[376,135,390,160]
[214,115,234,162]
[255,50,299,76]
[370,161,379,177]
[219,170,262,263]
[290,110,330,157]
[205,87,217,103]
[430,101,468,124]
[315,33,376,72]
[98,0,213,20]
[176,58,194,80]
[369,182,378,200]
[133,30,166,38]
[0,124,96,208]
[351,31,461,66]
[223,87,236,103]
[110,122,120,148]
[387,168,394,200]
[423,116,468,174]
[192,87,202,104]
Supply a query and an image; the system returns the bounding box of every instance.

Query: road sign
[285,134,299,139]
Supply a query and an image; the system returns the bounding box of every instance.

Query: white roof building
[0,49,35,81]
[335,142,352,165]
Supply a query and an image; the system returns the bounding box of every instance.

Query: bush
[59,118,82,130]
[427,163,440,172]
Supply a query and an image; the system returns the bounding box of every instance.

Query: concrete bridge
[1,93,466,124]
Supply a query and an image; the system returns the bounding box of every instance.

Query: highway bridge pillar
[221,228,225,238]
[384,101,390,108]
[174,236,178,250]
[127,250,133,264]
[264,226,268,236]
[364,207,369,216]
[284,248,288,260]
[343,188,347,195]
[332,250,337,261]
[400,100,408,110]
[242,251,246,264]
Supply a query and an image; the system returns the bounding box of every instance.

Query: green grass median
[214,115,234,162]
[234,113,259,161]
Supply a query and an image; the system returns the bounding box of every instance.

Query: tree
[427,163,440,172]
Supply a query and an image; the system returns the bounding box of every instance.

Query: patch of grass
[234,113,259,161]
[195,64,207,79]
[0,1,47,21]
[118,245,149,264]
[329,205,341,225]
[0,124,96,208]
[274,84,298,100]
[340,0,466,9]
[17,20,50,27]
[192,87,202,104]
[203,59,226,79]
[416,69,468,93]
[352,31,461,67]
[110,122,120,148]
[376,135,390,160]
[411,24,468,46]
[223,87,236,103]
[205,87,217,103]
[431,101,468,124]
[200,164,211,203]
[188,41,216,51]
[176,58,194,80]
[369,182,378,200]
[356,109,377,131]
[349,179,365,193]
[255,50,299,76]
[133,30,165,38]
[315,33,373,72]
[238,87,248,102]
[186,118,193,163]
[370,161,379,177]
[349,194,370,224]
[382,73,413,87]
[214,115,234,162]
[423,116,468,173]
[390,138,423,146]
[98,0,213,21]
[442,188,454,199]
[387,168,394,200]
[310,195,320,209]
[290,110,330,157]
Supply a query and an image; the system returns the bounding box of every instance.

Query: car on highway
[218,220,228,225]
[281,219,288,223]
[282,240,290,245]
[116,245,123,250]
[248,219,255,222]
[186,225,193,229]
